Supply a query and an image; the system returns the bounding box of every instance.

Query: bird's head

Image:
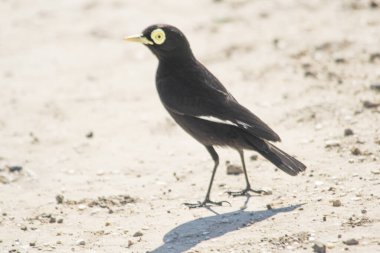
[125,24,194,62]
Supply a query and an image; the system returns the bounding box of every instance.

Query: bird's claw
[183,199,231,208]
[227,187,269,197]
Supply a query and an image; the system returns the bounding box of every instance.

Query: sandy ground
[1,0,380,252]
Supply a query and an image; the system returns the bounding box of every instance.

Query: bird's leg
[184,146,230,208]
[227,150,269,197]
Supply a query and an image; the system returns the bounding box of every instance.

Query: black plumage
[126,24,306,208]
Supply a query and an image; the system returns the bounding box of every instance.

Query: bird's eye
[151,28,166,45]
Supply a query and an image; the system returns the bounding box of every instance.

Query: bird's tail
[244,135,306,176]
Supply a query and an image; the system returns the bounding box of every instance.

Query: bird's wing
[156,70,281,142]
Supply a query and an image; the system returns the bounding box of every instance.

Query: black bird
[125,24,306,208]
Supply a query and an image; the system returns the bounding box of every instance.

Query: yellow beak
[124,34,153,45]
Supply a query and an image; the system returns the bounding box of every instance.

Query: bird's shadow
[150,203,302,253]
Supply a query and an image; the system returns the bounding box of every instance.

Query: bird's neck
[159,51,197,70]
[158,52,196,66]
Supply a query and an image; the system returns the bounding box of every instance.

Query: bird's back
[156,59,281,142]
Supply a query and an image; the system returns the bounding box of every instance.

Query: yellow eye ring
[151,28,166,45]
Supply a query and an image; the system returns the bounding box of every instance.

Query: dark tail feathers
[245,135,306,176]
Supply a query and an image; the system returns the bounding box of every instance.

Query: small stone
[334,58,346,64]
[312,241,326,253]
[86,131,93,138]
[332,200,342,207]
[314,181,324,186]
[78,204,87,210]
[226,164,243,175]
[20,225,27,231]
[363,100,380,109]
[370,83,380,91]
[105,222,111,226]
[325,140,340,148]
[343,238,359,246]
[127,240,133,247]
[371,169,380,175]
[351,147,362,156]
[76,239,86,246]
[57,218,63,224]
[344,128,354,136]
[361,209,367,214]
[266,204,272,210]
[49,217,56,223]
[29,242,36,247]
[370,1,379,8]
[369,53,380,62]
[250,155,258,161]
[261,187,273,195]
[0,175,9,184]
[133,231,143,237]
[8,166,23,173]
[55,194,64,204]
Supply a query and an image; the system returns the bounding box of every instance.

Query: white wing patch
[236,120,251,129]
[195,116,252,130]
[197,116,237,126]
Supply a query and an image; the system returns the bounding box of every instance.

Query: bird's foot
[227,187,270,197]
[183,199,231,209]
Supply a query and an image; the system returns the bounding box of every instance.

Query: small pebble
[370,1,379,8]
[325,140,340,148]
[57,218,63,224]
[29,242,36,247]
[344,128,354,136]
[78,204,87,210]
[369,53,380,62]
[76,239,86,246]
[351,147,361,156]
[363,100,380,109]
[314,181,324,186]
[8,166,23,173]
[266,204,272,210]
[312,241,326,253]
[128,240,133,247]
[370,83,380,91]
[226,164,243,175]
[250,155,258,161]
[332,200,342,207]
[49,217,56,223]
[133,231,143,237]
[261,187,273,195]
[343,238,359,246]
[55,194,64,204]
[86,131,94,138]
